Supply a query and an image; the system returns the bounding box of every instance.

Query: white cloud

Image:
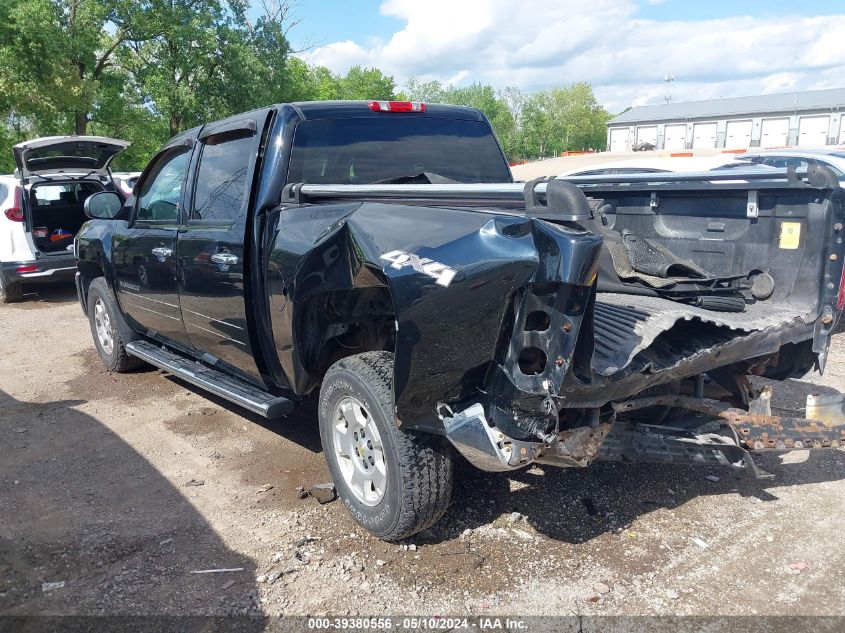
[299,0,845,113]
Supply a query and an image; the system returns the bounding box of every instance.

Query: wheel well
[296,287,395,385]
[76,260,104,312]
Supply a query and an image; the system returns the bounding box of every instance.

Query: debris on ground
[705,475,721,482]
[294,551,310,565]
[189,567,244,574]
[691,537,709,549]
[266,567,297,584]
[666,589,680,600]
[298,482,337,504]
[12,427,28,433]
[184,478,205,487]
[256,483,274,493]
[593,582,610,594]
[294,535,321,547]
[159,538,173,546]
[41,581,65,592]
[582,497,597,516]
[788,561,809,572]
[221,580,236,590]
[507,511,525,523]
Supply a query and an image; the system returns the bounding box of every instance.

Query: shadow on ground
[5,281,78,308]
[0,389,263,625]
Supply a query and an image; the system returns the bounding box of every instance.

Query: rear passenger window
[191,134,253,221]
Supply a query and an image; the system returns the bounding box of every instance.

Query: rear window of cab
[287,117,511,185]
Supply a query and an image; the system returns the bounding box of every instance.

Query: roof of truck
[162,101,486,151]
[291,100,483,121]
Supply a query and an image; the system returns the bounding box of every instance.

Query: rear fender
[275,203,601,430]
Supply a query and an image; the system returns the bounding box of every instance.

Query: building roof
[609,87,845,126]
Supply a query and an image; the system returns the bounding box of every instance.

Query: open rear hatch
[13,136,129,181]
[12,136,129,255]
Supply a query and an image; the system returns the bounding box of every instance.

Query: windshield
[287,117,511,184]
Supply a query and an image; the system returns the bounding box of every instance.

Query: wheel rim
[93,298,114,356]
[332,396,387,506]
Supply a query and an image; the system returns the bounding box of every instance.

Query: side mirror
[84,191,124,220]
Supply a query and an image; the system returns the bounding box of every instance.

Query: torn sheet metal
[592,293,809,376]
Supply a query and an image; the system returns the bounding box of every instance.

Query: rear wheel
[0,277,23,303]
[319,352,453,541]
[86,277,144,372]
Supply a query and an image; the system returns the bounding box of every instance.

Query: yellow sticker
[779,222,801,249]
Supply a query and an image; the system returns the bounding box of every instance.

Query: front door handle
[210,253,240,266]
[151,247,173,258]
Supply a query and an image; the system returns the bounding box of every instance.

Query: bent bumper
[0,257,76,284]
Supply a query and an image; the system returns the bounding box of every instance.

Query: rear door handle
[151,247,173,258]
[210,253,240,266]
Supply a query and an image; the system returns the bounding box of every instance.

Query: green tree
[0,0,142,135]
[519,82,610,158]
[127,0,234,136]
[337,66,395,100]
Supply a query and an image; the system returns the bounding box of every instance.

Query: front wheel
[86,277,144,372]
[319,352,453,541]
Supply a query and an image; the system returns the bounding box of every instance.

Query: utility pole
[664,74,674,103]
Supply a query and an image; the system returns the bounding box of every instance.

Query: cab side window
[137,150,189,222]
[191,134,253,222]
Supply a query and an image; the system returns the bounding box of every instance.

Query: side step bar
[125,341,293,418]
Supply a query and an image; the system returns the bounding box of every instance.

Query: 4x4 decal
[380,250,457,287]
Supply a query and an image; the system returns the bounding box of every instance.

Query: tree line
[0,0,611,173]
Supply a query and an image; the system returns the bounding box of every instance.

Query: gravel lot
[1,282,843,621]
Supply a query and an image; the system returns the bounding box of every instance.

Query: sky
[273,0,845,113]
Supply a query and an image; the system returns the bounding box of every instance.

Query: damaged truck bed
[76,101,845,540]
[286,168,845,477]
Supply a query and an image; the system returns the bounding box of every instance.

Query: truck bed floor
[592,293,809,376]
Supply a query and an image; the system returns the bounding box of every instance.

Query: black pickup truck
[76,100,845,540]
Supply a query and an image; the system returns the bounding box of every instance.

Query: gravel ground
[1,282,843,621]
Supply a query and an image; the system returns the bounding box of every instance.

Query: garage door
[663,124,687,150]
[725,120,752,148]
[636,126,658,147]
[692,122,718,149]
[798,115,830,147]
[609,128,629,152]
[760,118,789,147]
